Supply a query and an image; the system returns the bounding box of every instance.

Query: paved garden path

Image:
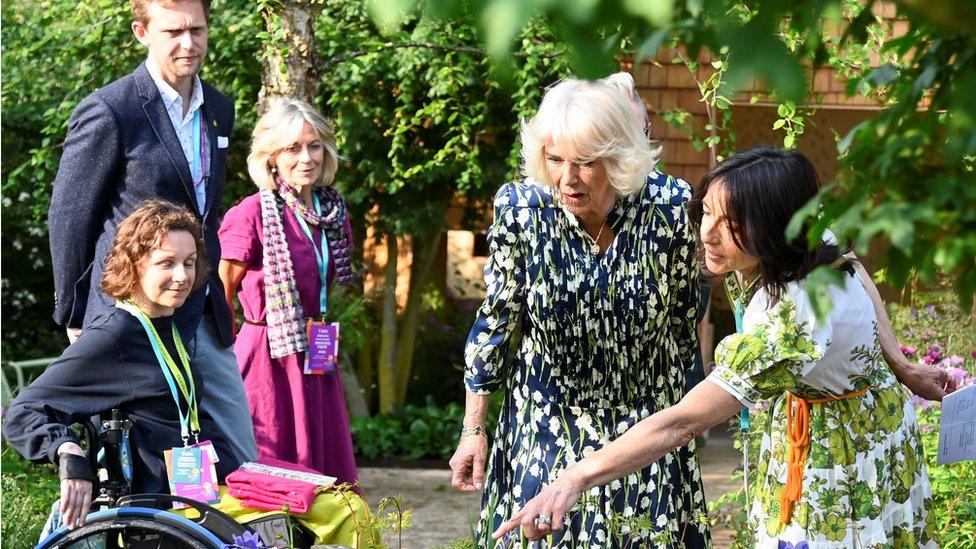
[360,429,741,548]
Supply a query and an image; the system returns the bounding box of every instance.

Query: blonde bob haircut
[247,99,340,190]
[520,78,660,197]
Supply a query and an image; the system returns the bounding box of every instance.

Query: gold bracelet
[460,425,486,438]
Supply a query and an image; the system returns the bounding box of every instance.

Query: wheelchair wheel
[36,508,224,549]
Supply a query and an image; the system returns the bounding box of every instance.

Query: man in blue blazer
[48,0,256,464]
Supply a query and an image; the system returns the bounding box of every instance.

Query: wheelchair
[36,410,316,549]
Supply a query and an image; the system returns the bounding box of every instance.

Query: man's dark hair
[689,146,851,302]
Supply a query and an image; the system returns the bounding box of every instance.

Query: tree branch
[322,40,564,69]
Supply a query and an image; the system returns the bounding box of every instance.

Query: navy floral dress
[465,173,709,548]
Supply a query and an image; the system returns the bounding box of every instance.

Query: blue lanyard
[293,193,331,316]
[726,274,756,432]
[191,109,203,182]
[116,302,199,444]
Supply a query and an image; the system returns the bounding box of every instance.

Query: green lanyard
[293,193,331,316]
[117,301,200,444]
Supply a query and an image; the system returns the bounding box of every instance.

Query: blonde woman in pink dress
[218,99,358,488]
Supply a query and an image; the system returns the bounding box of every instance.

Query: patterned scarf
[259,179,353,359]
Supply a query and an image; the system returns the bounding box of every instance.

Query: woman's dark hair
[102,199,208,300]
[689,146,850,302]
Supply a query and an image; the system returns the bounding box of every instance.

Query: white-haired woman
[218,99,358,488]
[450,77,709,547]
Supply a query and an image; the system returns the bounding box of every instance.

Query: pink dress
[218,193,358,488]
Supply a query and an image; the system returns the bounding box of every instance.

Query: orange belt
[780,385,871,526]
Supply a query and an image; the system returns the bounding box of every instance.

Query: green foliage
[0,0,264,361]
[404,287,474,407]
[351,391,502,460]
[824,18,976,310]
[916,409,976,548]
[0,446,60,547]
[350,396,466,460]
[317,0,569,240]
[375,0,976,311]
[1,0,137,360]
[658,43,736,165]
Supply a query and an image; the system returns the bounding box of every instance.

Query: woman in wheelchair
[4,200,373,546]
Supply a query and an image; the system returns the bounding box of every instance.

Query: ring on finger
[535,514,552,526]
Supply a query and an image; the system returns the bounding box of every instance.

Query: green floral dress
[708,274,936,548]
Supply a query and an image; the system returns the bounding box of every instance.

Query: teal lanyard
[191,109,202,181]
[725,274,757,431]
[116,302,199,444]
[725,274,758,502]
[293,193,330,316]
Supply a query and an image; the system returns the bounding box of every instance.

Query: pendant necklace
[586,206,612,255]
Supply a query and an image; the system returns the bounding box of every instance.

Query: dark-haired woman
[494,147,936,548]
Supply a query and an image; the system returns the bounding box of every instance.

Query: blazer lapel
[202,103,220,218]
[134,63,199,213]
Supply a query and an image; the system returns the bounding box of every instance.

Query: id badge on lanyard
[295,194,340,375]
[164,441,220,507]
[304,320,340,375]
[116,301,219,505]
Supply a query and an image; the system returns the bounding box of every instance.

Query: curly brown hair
[101,200,208,301]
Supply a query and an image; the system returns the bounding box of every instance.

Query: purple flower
[922,330,935,341]
[949,355,965,366]
[947,367,970,382]
[911,394,934,410]
[225,531,266,549]
[971,350,976,360]
[778,541,810,549]
[899,344,918,358]
[925,305,936,314]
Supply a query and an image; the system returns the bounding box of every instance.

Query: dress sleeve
[707,287,832,406]
[463,185,526,395]
[218,197,261,265]
[1,321,135,465]
[665,180,701,383]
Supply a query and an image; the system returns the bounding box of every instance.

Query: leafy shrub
[404,287,476,408]
[351,396,465,460]
[352,393,503,460]
[1,446,59,547]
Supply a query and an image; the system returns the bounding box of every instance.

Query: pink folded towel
[226,459,319,514]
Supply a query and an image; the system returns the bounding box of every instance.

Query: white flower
[656,513,669,528]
